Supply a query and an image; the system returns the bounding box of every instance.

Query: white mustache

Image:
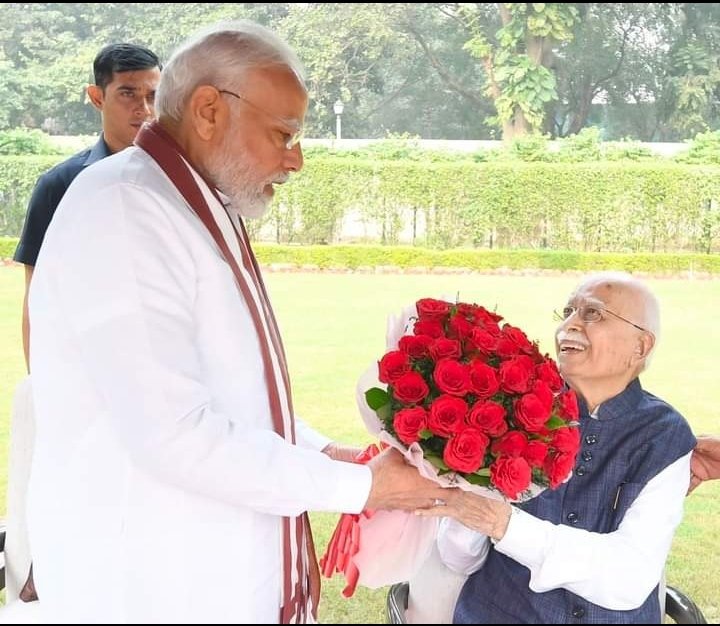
[556,332,589,347]
[271,173,290,185]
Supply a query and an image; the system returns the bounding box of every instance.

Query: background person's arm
[21,264,34,372]
[690,435,720,491]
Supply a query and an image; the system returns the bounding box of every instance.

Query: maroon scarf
[135,121,319,623]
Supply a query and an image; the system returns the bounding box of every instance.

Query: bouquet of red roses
[321,297,581,597]
[366,297,581,500]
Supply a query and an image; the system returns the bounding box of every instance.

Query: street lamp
[333,99,344,140]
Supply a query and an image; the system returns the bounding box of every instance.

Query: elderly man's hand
[364,448,448,511]
[414,489,513,542]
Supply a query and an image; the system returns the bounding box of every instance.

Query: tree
[401,3,579,139]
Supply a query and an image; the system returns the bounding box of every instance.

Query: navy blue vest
[454,379,696,624]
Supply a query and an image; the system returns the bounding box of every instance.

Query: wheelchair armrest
[0,520,6,591]
[665,585,707,624]
[386,582,409,624]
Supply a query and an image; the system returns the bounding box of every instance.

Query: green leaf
[465,473,491,486]
[544,415,569,430]
[425,453,449,471]
[419,428,434,440]
[365,387,390,410]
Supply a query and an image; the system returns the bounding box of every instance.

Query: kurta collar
[581,378,643,421]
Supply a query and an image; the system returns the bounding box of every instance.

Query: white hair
[579,271,661,370]
[156,20,306,121]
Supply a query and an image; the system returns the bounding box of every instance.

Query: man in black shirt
[14,43,161,367]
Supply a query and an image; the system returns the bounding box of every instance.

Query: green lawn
[1,266,718,622]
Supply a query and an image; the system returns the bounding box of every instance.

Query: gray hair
[156,20,305,121]
[580,271,661,369]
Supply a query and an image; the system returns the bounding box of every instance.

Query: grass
[1,266,718,622]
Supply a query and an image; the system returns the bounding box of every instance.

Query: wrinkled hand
[364,447,448,511]
[689,435,720,493]
[322,442,366,463]
[414,489,513,541]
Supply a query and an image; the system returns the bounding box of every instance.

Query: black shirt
[14,137,112,266]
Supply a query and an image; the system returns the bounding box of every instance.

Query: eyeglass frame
[554,304,649,333]
[218,88,303,150]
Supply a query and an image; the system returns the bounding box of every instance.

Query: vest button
[576,466,586,476]
[585,434,598,445]
[566,511,579,524]
[582,450,593,462]
[572,606,585,618]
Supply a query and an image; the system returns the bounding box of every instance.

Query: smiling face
[555,276,655,410]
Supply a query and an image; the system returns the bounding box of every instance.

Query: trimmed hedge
[3,155,720,254]
[2,237,718,274]
[254,244,720,275]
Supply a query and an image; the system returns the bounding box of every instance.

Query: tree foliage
[1,3,719,140]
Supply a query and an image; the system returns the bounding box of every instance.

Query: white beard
[206,135,274,220]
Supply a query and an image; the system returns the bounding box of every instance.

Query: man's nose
[284,143,304,173]
[137,97,154,118]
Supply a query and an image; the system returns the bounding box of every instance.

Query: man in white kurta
[26,21,446,624]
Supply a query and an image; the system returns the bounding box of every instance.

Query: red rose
[449,313,474,340]
[551,426,581,454]
[491,430,528,457]
[502,324,534,355]
[536,359,563,392]
[429,337,462,361]
[496,336,521,358]
[398,334,434,359]
[416,298,451,321]
[455,303,480,320]
[393,407,428,445]
[433,358,470,396]
[524,440,549,467]
[467,401,508,437]
[427,394,467,437]
[468,361,500,399]
[392,371,430,404]
[545,451,577,488]
[378,350,410,384]
[475,306,504,325]
[490,456,532,500]
[468,327,499,355]
[498,355,534,394]
[556,390,579,420]
[414,318,444,338]
[531,380,554,411]
[515,393,552,433]
[443,427,489,473]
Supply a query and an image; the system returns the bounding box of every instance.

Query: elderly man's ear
[635,332,655,360]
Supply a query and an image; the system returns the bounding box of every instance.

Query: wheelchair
[386,580,708,624]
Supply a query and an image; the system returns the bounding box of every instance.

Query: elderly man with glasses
[416,271,695,624]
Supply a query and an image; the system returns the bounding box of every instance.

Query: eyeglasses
[218,89,303,150]
[554,305,648,332]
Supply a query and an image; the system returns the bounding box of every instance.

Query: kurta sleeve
[493,453,691,609]
[39,180,371,517]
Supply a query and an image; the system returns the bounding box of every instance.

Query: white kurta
[26,147,372,624]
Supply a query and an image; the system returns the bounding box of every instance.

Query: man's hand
[689,435,720,493]
[414,489,513,542]
[364,448,448,511]
[322,442,365,463]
